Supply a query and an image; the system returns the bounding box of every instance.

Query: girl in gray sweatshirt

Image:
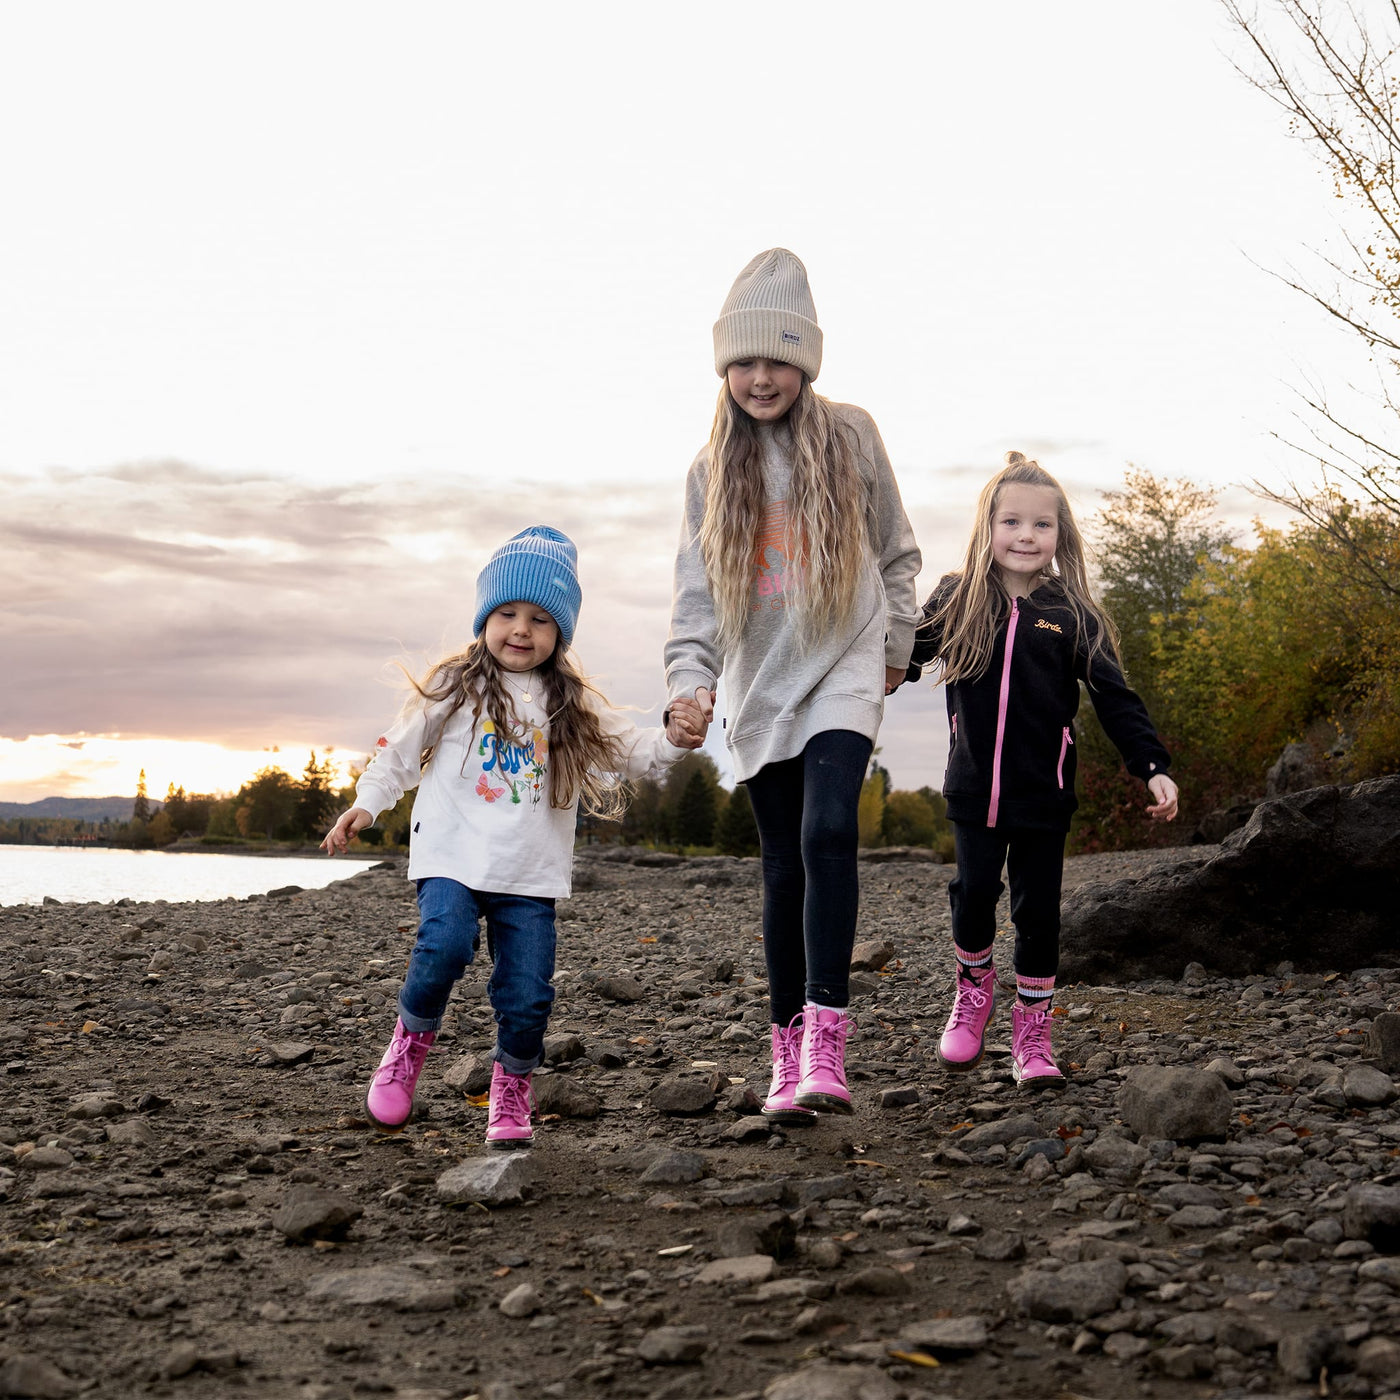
[665,248,921,1123]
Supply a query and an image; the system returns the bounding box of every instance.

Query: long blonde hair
[403,638,631,820]
[699,377,868,651]
[933,452,1121,686]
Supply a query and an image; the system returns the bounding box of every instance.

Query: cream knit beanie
[713,247,822,382]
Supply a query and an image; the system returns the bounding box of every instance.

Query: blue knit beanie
[472,525,582,647]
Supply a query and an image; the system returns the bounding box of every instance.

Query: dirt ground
[2,846,1398,1400]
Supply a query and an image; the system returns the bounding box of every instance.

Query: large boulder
[1061,776,1400,980]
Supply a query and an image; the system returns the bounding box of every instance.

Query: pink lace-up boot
[937,964,998,1071]
[1011,1000,1065,1089]
[762,1016,818,1125]
[793,1005,853,1114]
[364,1018,435,1132]
[485,1061,535,1149]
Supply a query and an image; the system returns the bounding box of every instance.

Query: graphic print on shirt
[476,719,548,807]
[753,501,796,612]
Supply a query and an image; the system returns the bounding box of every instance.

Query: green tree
[620,774,669,846]
[237,766,298,840]
[674,767,719,847]
[714,782,760,856]
[857,763,886,848]
[297,751,340,839]
[881,789,937,847]
[132,769,151,824]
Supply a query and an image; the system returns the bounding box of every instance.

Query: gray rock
[764,1364,900,1400]
[972,1229,1026,1262]
[1061,776,1400,978]
[267,1042,315,1066]
[18,1146,75,1171]
[1083,1133,1149,1174]
[270,1185,364,1243]
[837,1265,910,1296]
[497,1282,542,1318]
[1118,1065,1231,1142]
[638,1150,708,1185]
[68,1091,124,1119]
[1164,1205,1228,1232]
[1007,1259,1128,1322]
[1343,1062,1397,1106]
[715,1211,796,1259]
[1343,1183,1400,1252]
[531,1074,600,1119]
[647,1078,716,1116]
[1370,1012,1400,1073]
[305,1265,459,1311]
[960,1113,1041,1150]
[105,1118,157,1148]
[724,1117,772,1142]
[0,1354,77,1398]
[1155,1182,1226,1210]
[787,1175,854,1205]
[1356,1257,1400,1287]
[443,1054,493,1095]
[1203,1055,1244,1087]
[542,1032,585,1064]
[694,1254,777,1286]
[636,1324,710,1364]
[878,1086,919,1109]
[1357,1335,1400,1379]
[436,1154,533,1207]
[902,1316,989,1352]
[593,974,645,1003]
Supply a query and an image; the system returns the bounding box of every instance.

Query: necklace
[505,671,536,705]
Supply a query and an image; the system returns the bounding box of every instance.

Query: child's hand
[1146,775,1179,822]
[885,665,905,695]
[666,695,709,749]
[322,807,374,855]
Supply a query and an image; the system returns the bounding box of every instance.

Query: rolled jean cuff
[493,1045,542,1076]
[397,1001,443,1035]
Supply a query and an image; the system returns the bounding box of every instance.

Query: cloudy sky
[0,2,1364,803]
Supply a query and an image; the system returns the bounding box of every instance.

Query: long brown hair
[699,377,868,651]
[404,638,631,820]
[933,451,1121,686]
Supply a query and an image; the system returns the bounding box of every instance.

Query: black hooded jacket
[907,576,1170,831]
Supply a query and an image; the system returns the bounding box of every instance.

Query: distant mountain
[0,796,159,822]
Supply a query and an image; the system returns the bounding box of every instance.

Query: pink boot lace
[1012,1001,1063,1084]
[486,1063,534,1144]
[946,974,993,1033]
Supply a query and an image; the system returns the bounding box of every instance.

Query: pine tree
[132,769,151,824]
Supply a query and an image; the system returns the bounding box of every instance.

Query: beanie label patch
[781,330,801,345]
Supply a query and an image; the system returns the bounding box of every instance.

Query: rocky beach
[2,836,1399,1400]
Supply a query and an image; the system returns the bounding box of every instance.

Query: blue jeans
[398,877,557,1075]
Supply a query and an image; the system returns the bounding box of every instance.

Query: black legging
[745,730,873,1026]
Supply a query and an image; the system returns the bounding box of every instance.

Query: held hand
[884,665,905,696]
[322,807,374,855]
[666,696,709,750]
[1145,775,1179,823]
[693,686,716,723]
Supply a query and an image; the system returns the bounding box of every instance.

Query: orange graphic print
[753,501,799,611]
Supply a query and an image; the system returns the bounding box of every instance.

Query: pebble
[435,1154,533,1207]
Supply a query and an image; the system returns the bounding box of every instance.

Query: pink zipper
[1057,726,1073,789]
[986,598,1019,826]
[950,714,958,745]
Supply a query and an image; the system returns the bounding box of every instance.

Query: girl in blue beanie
[324,526,703,1147]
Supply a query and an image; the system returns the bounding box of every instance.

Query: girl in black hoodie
[905,452,1178,1087]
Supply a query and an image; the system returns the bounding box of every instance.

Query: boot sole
[793,1092,853,1114]
[761,1107,819,1126]
[936,1046,985,1072]
[1012,1068,1066,1091]
[363,1100,412,1134]
[486,1135,534,1150]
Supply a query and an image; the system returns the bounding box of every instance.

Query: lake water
[0,845,381,907]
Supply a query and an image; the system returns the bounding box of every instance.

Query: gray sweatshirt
[665,403,922,782]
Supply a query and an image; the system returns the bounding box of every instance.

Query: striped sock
[955,943,995,977]
[1016,974,1055,1007]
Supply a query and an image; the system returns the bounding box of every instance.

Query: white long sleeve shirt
[354,683,687,898]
